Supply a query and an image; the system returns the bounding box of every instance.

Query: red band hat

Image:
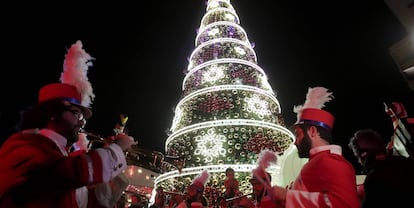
[294,87,334,130]
[39,83,92,119]
[296,108,334,130]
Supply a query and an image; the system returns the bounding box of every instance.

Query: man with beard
[0,41,137,208]
[270,87,359,207]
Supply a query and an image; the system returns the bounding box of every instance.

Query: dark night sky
[1,1,413,171]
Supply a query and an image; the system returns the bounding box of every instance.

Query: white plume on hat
[293,87,333,121]
[253,149,277,174]
[251,149,277,187]
[256,149,278,169]
[60,40,95,108]
[193,170,211,188]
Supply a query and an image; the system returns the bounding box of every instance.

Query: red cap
[39,83,92,118]
[296,108,334,130]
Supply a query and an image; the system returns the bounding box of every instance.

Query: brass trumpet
[81,131,104,141]
[78,130,106,150]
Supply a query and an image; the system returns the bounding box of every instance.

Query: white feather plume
[60,40,95,107]
[193,170,211,187]
[252,149,277,185]
[293,86,333,120]
[256,149,277,169]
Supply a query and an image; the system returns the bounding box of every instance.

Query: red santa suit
[0,128,127,208]
[285,145,360,208]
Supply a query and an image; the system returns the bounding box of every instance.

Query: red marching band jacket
[0,129,128,208]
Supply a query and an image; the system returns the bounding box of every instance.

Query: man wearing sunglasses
[0,40,137,208]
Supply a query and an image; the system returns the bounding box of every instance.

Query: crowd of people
[153,87,414,208]
[0,40,413,208]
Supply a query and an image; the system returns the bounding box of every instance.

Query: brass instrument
[78,130,107,150]
[79,115,183,174]
[217,193,254,208]
[163,191,186,196]
[225,193,253,202]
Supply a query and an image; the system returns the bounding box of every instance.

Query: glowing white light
[167,119,294,150]
[202,65,225,84]
[188,38,256,71]
[171,107,183,131]
[128,167,134,177]
[234,78,242,84]
[245,95,271,116]
[234,46,246,55]
[194,128,226,161]
[155,164,256,184]
[209,1,219,8]
[258,75,273,91]
[200,8,239,30]
[177,85,279,113]
[224,13,234,21]
[195,22,249,46]
[208,28,220,36]
[183,59,269,90]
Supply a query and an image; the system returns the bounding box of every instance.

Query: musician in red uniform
[223,167,241,199]
[167,188,185,208]
[0,40,136,208]
[71,132,130,208]
[237,150,278,208]
[270,87,359,207]
[177,170,210,208]
[154,186,166,208]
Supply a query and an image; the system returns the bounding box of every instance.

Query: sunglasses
[65,108,84,121]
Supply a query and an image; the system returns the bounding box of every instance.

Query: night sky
[2,1,413,172]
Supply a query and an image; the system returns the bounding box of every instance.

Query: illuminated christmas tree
[154,0,296,205]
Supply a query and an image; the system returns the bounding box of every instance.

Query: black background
[1,1,413,173]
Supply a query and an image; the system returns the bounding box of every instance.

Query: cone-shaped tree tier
[155,0,294,204]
